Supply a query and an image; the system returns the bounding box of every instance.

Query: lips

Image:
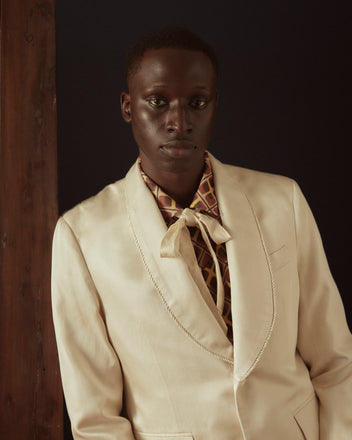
[161,139,197,157]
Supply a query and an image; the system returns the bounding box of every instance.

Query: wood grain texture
[0,0,63,438]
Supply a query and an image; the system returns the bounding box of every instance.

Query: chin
[162,155,205,174]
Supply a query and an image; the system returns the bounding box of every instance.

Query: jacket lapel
[124,161,234,364]
[124,155,276,378]
[211,154,276,381]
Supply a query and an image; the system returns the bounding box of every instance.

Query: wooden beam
[0,0,62,438]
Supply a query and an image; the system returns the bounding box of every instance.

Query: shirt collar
[138,153,220,224]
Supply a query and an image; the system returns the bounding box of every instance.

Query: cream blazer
[52,154,352,440]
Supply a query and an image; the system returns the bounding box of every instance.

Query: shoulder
[225,162,292,186]
[60,176,127,239]
[210,153,295,202]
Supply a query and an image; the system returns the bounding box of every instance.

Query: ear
[120,91,132,123]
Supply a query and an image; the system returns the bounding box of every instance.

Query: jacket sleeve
[293,181,352,439]
[51,216,136,440]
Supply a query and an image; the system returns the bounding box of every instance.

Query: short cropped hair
[125,26,219,83]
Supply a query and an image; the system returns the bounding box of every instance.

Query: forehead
[128,48,216,91]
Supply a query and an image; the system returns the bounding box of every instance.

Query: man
[52,27,352,439]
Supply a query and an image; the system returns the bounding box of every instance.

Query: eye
[146,96,168,108]
[189,96,208,110]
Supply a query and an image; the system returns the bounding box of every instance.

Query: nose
[166,101,192,134]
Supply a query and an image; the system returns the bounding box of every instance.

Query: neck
[141,161,204,208]
[159,169,203,208]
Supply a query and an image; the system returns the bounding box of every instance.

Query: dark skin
[121,48,218,207]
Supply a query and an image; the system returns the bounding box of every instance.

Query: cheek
[197,112,216,139]
[132,107,161,140]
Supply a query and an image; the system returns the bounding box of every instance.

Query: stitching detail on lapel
[124,183,234,366]
[237,190,277,380]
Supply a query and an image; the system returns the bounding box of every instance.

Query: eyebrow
[148,85,166,89]
[194,86,209,90]
[147,84,210,91]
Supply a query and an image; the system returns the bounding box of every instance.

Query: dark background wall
[56,1,351,437]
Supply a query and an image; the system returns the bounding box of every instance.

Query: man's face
[121,48,218,180]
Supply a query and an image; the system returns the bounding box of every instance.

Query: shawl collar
[124,154,276,377]
[210,154,276,381]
